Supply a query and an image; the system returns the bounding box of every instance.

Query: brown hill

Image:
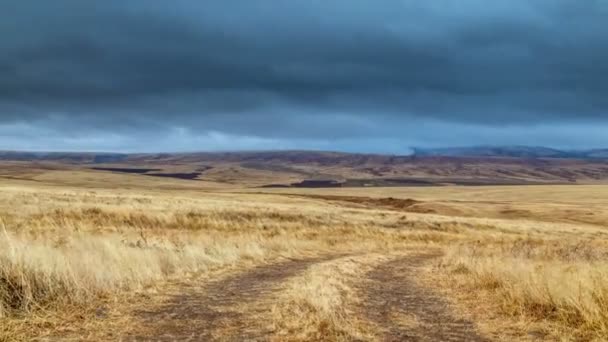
[1,150,608,187]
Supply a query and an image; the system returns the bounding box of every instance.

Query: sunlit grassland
[1,179,608,340]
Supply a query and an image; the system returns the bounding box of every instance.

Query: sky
[1,0,607,153]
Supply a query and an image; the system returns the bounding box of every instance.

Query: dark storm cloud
[0,0,607,151]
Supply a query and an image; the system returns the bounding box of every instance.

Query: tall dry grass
[3,181,608,341]
[0,185,342,339]
[270,254,384,341]
[438,238,608,340]
[0,227,308,318]
[0,185,425,322]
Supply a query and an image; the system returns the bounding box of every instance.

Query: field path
[357,251,488,341]
[134,254,346,341]
[132,251,487,341]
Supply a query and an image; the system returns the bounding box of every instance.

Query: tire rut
[358,251,489,342]
[131,254,345,341]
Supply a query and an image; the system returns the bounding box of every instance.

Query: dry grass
[0,229,301,315]
[436,238,608,341]
[257,185,608,226]
[0,186,324,340]
[258,186,608,340]
[0,182,429,340]
[270,254,385,341]
[2,174,608,341]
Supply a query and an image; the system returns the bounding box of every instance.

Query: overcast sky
[1,1,607,153]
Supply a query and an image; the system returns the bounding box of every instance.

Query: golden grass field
[1,168,608,341]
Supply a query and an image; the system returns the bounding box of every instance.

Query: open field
[254,185,608,227]
[1,165,608,341]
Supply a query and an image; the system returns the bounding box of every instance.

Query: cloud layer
[1,1,607,152]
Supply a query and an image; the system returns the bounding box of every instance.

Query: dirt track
[359,252,488,341]
[133,252,487,341]
[134,255,345,341]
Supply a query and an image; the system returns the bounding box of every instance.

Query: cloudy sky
[1,1,607,153]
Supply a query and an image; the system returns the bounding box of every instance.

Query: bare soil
[128,251,488,341]
[358,251,488,341]
[132,255,346,341]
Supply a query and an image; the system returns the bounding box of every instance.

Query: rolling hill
[1,148,608,187]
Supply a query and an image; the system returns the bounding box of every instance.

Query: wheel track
[358,251,489,342]
[127,251,488,341]
[131,254,347,341]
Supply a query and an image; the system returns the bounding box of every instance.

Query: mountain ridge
[2,146,608,163]
[413,146,608,159]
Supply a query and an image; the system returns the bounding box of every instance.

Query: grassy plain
[1,170,608,341]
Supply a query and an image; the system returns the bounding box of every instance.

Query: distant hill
[0,151,128,163]
[3,147,608,164]
[412,146,608,159]
[586,150,608,158]
[2,148,608,187]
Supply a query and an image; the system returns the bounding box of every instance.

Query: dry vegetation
[1,173,608,341]
[0,181,443,340]
[437,239,608,340]
[270,254,386,341]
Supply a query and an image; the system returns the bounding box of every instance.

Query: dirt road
[358,252,488,341]
[132,252,487,341]
[134,255,345,341]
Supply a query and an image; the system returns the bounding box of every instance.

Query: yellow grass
[0,229,304,315]
[438,239,608,340]
[0,182,423,339]
[1,172,608,340]
[270,254,385,341]
[255,184,608,226]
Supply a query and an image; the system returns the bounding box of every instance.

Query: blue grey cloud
[0,0,607,151]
